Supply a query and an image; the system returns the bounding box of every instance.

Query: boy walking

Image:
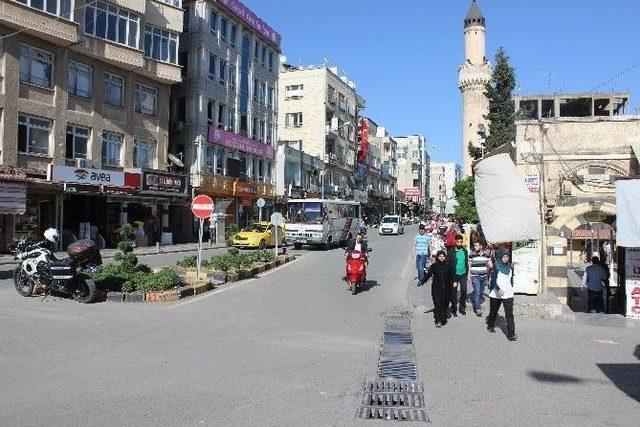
[451,235,469,316]
[469,241,493,316]
[413,224,432,286]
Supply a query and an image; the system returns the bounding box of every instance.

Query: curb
[105,254,296,304]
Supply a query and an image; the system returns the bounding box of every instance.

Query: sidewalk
[0,242,226,266]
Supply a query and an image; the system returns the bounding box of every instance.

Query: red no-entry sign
[191,195,214,219]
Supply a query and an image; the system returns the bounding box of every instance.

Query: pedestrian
[486,249,518,341]
[424,250,455,327]
[469,240,493,316]
[451,235,469,316]
[583,256,607,313]
[413,224,432,286]
[429,231,445,263]
[602,240,612,265]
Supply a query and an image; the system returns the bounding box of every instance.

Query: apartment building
[361,117,398,215]
[429,162,461,214]
[395,135,429,208]
[0,0,186,251]
[172,0,280,227]
[278,64,365,199]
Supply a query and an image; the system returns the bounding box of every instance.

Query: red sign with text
[191,195,214,219]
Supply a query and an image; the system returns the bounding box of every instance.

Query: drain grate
[356,318,430,422]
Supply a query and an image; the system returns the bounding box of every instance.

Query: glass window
[65,124,89,159]
[253,78,259,100]
[19,44,52,88]
[209,9,217,33]
[259,81,266,104]
[208,53,216,80]
[144,25,178,64]
[226,107,235,131]
[254,41,259,60]
[218,59,227,85]
[252,117,258,139]
[259,120,265,142]
[230,24,237,48]
[101,131,122,166]
[18,114,51,155]
[85,2,139,49]
[68,61,92,98]
[19,0,73,20]
[267,87,274,108]
[215,148,224,174]
[266,124,273,143]
[183,4,189,32]
[133,138,156,169]
[204,145,215,173]
[268,51,274,72]
[103,72,124,107]
[134,83,157,116]
[285,112,303,127]
[229,65,236,90]
[207,100,215,126]
[261,45,266,66]
[286,202,322,224]
[158,0,181,6]
[285,84,303,99]
[220,17,228,42]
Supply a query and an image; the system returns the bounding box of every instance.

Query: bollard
[156,242,160,254]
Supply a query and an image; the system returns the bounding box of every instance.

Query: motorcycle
[345,248,372,295]
[12,229,105,303]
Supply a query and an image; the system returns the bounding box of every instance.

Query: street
[0,226,638,426]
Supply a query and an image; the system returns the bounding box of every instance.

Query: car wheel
[293,243,302,250]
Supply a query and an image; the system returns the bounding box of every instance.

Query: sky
[243,0,640,165]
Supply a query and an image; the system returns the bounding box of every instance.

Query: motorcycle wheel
[351,281,357,295]
[72,276,104,304]
[13,267,34,297]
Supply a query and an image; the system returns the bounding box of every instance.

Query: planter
[124,292,145,303]
[193,282,211,295]
[145,289,179,302]
[106,292,124,303]
[208,272,227,284]
[227,272,239,282]
[179,286,195,298]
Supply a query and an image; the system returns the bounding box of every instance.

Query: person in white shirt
[486,249,517,341]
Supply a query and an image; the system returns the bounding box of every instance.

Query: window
[267,87,274,108]
[19,44,52,88]
[230,24,237,48]
[229,65,236,90]
[144,25,178,64]
[208,53,216,80]
[101,131,122,166]
[220,17,228,42]
[218,59,227,85]
[183,4,189,32]
[266,124,273,143]
[68,61,92,98]
[66,124,89,159]
[254,41,259,60]
[285,112,303,127]
[134,83,157,116]
[227,107,235,131]
[285,84,303,99]
[18,114,51,155]
[259,120,265,141]
[217,104,225,128]
[158,0,181,6]
[18,0,73,19]
[268,51,274,72]
[252,117,258,139]
[84,2,140,49]
[104,72,124,107]
[179,51,188,77]
[588,166,606,175]
[253,78,259,100]
[259,81,266,104]
[261,45,266,66]
[133,138,157,169]
[209,9,217,34]
[207,100,215,126]
[215,148,224,174]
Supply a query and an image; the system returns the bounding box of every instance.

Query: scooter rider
[346,232,368,254]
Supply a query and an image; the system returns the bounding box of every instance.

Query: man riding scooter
[344,233,371,295]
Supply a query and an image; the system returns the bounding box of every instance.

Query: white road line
[168,252,311,309]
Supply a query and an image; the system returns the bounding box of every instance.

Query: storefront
[0,168,28,252]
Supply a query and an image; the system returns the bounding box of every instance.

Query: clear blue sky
[243,0,640,165]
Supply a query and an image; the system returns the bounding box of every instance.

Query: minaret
[458,0,491,177]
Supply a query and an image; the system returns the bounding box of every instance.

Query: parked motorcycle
[12,228,105,303]
[344,248,372,295]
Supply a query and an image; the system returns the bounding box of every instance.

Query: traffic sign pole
[197,218,203,280]
[191,195,214,281]
[270,212,284,259]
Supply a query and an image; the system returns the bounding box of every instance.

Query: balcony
[0,0,78,45]
[147,0,184,33]
[78,36,144,71]
[144,58,182,84]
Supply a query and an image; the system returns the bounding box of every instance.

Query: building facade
[458,0,491,177]
[395,134,429,212]
[429,162,461,214]
[275,140,323,201]
[0,0,186,251]
[277,65,364,199]
[361,117,397,216]
[172,0,280,228]
[513,92,640,299]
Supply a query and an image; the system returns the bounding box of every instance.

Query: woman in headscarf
[424,250,455,327]
[487,249,517,341]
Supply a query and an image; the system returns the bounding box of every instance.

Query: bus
[285,199,362,250]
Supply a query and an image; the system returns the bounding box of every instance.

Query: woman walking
[424,250,455,328]
[486,249,518,341]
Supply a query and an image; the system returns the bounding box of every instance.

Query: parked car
[379,215,404,235]
[230,221,285,249]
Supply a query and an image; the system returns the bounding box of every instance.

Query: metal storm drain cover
[356,318,430,422]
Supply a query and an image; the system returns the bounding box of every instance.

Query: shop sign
[48,165,124,187]
[234,181,258,197]
[218,0,282,48]
[625,248,640,319]
[405,187,421,197]
[64,183,101,194]
[102,186,135,195]
[525,173,540,193]
[512,240,540,294]
[208,126,275,160]
[141,171,187,195]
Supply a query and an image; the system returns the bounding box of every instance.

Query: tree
[453,177,478,224]
[469,47,517,160]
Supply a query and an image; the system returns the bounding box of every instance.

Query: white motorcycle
[12,228,105,303]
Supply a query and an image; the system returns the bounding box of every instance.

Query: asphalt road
[0,226,638,426]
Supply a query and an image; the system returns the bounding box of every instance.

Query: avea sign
[48,165,125,187]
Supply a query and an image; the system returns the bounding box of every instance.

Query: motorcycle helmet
[44,228,60,244]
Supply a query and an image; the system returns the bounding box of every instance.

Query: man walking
[413,224,432,286]
[469,240,493,316]
[451,235,469,316]
[583,256,607,313]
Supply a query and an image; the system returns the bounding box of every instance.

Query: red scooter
[345,249,372,295]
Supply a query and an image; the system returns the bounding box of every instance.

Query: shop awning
[0,182,27,214]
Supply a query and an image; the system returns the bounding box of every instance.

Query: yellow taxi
[230,221,286,249]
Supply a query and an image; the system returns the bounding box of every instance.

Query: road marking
[593,339,620,345]
[168,253,310,309]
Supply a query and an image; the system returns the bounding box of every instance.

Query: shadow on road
[596,364,640,402]
[528,371,584,383]
[0,269,14,280]
[360,280,381,293]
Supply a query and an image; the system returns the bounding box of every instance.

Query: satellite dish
[167,153,184,168]
[280,54,287,63]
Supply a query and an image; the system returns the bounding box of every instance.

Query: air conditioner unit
[75,158,93,168]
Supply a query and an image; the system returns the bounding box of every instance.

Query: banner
[512,240,540,295]
[625,248,640,319]
[48,165,124,187]
[615,179,640,247]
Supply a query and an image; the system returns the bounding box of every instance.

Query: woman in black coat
[424,250,456,327]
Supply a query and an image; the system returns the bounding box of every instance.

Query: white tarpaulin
[615,179,640,247]
[474,153,541,244]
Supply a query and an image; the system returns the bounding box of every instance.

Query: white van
[379,215,404,235]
